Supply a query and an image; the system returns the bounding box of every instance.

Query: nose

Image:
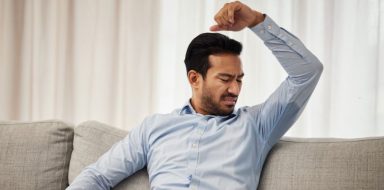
[227,81,241,96]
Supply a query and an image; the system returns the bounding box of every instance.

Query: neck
[190,97,209,115]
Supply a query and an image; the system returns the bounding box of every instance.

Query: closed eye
[220,78,230,83]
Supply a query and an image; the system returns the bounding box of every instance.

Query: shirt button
[268,25,272,30]
[197,130,204,135]
[192,143,197,148]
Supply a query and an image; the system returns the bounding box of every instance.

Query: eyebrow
[217,73,245,78]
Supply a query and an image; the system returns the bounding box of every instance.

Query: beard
[201,84,237,116]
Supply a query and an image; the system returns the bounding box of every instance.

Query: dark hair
[184,33,242,79]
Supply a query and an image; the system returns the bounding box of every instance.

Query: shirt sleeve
[66,120,149,190]
[248,15,323,148]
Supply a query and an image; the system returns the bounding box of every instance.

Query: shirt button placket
[187,118,207,190]
[197,128,204,136]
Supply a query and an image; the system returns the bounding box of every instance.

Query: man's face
[197,53,244,116]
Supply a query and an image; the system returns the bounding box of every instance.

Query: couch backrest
[258,137,384,190]
[259,137,384,190]
[70,121,384,190]
[0,120,74,190]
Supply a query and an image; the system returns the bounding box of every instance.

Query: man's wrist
[248,11,265,28]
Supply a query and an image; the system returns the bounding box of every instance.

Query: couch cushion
[0,120,74,190]
[68,121,149,189]
[258,137,384,190]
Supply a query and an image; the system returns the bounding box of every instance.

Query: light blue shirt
[68,16,323,190]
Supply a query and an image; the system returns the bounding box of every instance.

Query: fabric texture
[0,120,74,190]
[68,120,149,189]
[258,137,384,190]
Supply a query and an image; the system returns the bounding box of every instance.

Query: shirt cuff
[249,15,308,58]
[250,15,281,41]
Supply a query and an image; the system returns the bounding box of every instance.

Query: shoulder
[236,104,262,115]
[144,110,180,122]
[139,110,181,130]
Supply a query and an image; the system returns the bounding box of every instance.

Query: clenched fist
[210,1,265,32]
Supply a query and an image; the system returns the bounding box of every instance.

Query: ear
[187,70,201,88]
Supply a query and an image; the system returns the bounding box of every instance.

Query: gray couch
[0,120,383,190]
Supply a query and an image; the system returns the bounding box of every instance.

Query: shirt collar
[179,100,196,115]
[179,99,238,118]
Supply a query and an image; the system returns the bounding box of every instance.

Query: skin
[188,1,265,116]
[210,1,265,32]
[189,54,244,116]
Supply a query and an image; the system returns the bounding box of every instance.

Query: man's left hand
[210,1,265,32]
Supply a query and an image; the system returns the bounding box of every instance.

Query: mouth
[222,96,237,106]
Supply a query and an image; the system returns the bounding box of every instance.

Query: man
[68,1,323,190]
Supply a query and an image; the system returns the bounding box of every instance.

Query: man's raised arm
[211,1,323,147]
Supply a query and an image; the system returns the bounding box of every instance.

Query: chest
[146,115,258,168]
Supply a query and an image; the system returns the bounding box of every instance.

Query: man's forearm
[67,126,148,190]
[251,15,323,80]
[67,165,114,190]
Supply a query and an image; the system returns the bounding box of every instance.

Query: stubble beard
[201,85,234,116]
